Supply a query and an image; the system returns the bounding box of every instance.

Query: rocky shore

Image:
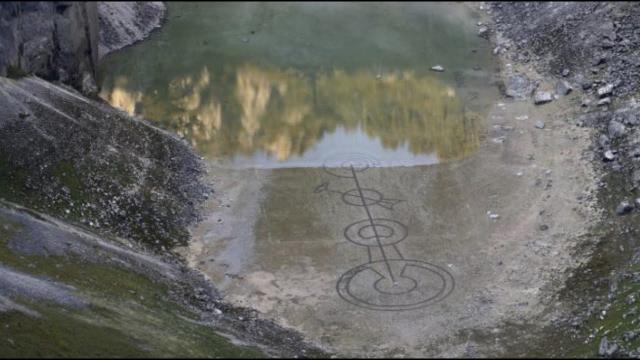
[485,1,640,357]
[98,2,166,57]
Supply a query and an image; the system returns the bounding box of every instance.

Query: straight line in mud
[316,153,455,311]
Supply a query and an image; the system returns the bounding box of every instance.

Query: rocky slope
[0,2,324,357]
[0,75,208,250]
[486,1,640,357]
[97,2,166,57]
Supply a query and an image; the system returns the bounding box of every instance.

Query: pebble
[604,150,616,161]
[555,80,573,96]
[431,65,445,72]
[597,83,614,98]
[598,97,612,106]
[534,91,553,104]
[535,120,545,129]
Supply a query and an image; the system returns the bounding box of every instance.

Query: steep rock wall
[0,2,99,94]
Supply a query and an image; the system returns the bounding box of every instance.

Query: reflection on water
[99,2,497,168]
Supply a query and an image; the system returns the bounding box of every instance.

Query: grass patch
[0,212,264,358]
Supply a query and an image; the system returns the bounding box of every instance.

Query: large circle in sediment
[336,259,455,311]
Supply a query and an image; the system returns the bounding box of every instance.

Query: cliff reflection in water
[100,64,483,163]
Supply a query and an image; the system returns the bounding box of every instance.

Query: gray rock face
[505,73,534,99]
[0,2,99,93]
[0,2,164,93]
[534,91,553,104]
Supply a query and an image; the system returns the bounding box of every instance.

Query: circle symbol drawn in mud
[344,218,407,247]
[323,152,381,178]
[336,259,455,311]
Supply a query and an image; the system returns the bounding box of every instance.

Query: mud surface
[180,91,598,356]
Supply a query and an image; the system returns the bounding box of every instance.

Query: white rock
[534,91,553,105]
[597,84,614,98]
[604,150,616,161]
[597,97,612,106]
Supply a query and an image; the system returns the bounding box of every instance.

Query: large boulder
[505,73,535,100]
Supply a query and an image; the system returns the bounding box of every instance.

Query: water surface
[99,2,497,168]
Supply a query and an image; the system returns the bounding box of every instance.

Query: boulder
[555,80,573,96]
[608,120,626,139]
[505,73,534,100]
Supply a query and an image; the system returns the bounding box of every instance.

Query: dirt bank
[485,1,640,357]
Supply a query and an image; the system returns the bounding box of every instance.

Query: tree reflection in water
[100,63,483,163]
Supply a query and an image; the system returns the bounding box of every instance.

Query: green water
[98,2,497,168]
